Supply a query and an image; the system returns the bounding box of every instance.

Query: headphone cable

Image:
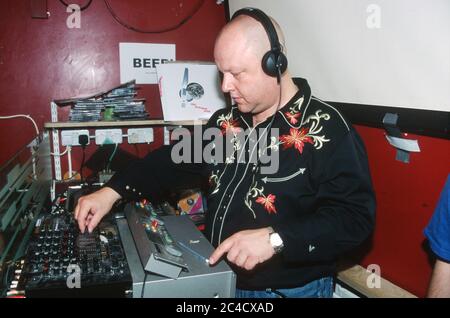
[253,80,283,172]
[267,79,283,135]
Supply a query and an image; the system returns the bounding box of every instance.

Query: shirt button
[126,185,130,190]
[132,188,136,192]
[218,216,223,221]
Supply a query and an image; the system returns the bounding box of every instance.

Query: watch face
[270,233,283,247]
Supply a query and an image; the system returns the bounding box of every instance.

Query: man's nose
[221,73,233,93]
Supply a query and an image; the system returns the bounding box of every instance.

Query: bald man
[75,8,375,298]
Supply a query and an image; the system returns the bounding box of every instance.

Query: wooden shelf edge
[44,119,207,128]
[337,264,417,298]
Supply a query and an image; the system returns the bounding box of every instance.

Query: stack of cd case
[55,80,149,122]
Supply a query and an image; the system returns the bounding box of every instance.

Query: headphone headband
[231,7,281,53]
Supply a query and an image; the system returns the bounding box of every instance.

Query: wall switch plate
[128,128,154,144]
[164,127,170,145]
[61,130,90,146]
[95,129,123,145]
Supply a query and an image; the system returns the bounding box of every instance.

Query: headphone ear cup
[262,50,288,77]
[276,52,288,75]
[262,51,278,77]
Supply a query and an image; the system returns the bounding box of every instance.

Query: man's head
[214,9,289,119]
[231,8,288,81]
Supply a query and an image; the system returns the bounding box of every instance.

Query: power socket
[61,130,90,146]
[128,128,154,144]
[95,129,123,145]
[164,127,171,145]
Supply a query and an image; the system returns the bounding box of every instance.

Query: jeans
[235,276,334,298]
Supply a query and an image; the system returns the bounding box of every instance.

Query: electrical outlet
[164,127,170,145]
[61,130,90,146]
[95,129,123,145]
[127,128,154,144]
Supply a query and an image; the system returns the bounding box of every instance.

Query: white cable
[50,146,71,156]
[0,114,40,137]
[68,146,73,178]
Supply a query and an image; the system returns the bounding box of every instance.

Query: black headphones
[231,7,288,83]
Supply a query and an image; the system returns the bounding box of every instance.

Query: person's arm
[74,109,227,233]
[424,175,450,297]
[106,143,206,201]
[427,259,450,297]
[277,130,376,263]
[75,132,207,232]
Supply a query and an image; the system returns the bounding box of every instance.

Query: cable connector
[78,134,89,149]
[78,134,89,181]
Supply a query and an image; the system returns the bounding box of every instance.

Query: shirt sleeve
[277,129,376,263]
[105,142,206,201]
[424,175,450,262]
[105,111,223,201]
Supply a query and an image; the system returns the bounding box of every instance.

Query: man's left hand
[209,227,275,270]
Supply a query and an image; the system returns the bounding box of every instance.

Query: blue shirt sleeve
[424,174,450,262]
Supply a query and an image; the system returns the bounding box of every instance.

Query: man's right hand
[74,187,122,233]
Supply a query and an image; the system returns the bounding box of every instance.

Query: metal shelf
[46,101,208,180]
[44,119,207,129]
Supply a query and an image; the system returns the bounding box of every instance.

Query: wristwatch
[268,228,284,254]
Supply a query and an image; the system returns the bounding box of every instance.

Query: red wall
[0,0,226,168]
[1,0,449,298]
[355,125,450,297]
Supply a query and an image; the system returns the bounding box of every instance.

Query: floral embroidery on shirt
[255,194,277,214]
[209,170,220,195]
[217,112,240,135]
[216,112,242,164]
[303,110,331,149]
[284,111,301,125]
[280,96,304,127]
[276,109,332,154]
[245,182,277,217]
[290,96,304,113]
[279,127,314,154]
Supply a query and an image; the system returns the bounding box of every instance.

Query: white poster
[157,62,226,121]
[119,43,176,84]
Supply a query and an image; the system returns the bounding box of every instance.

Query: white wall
[228,0,450,112]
